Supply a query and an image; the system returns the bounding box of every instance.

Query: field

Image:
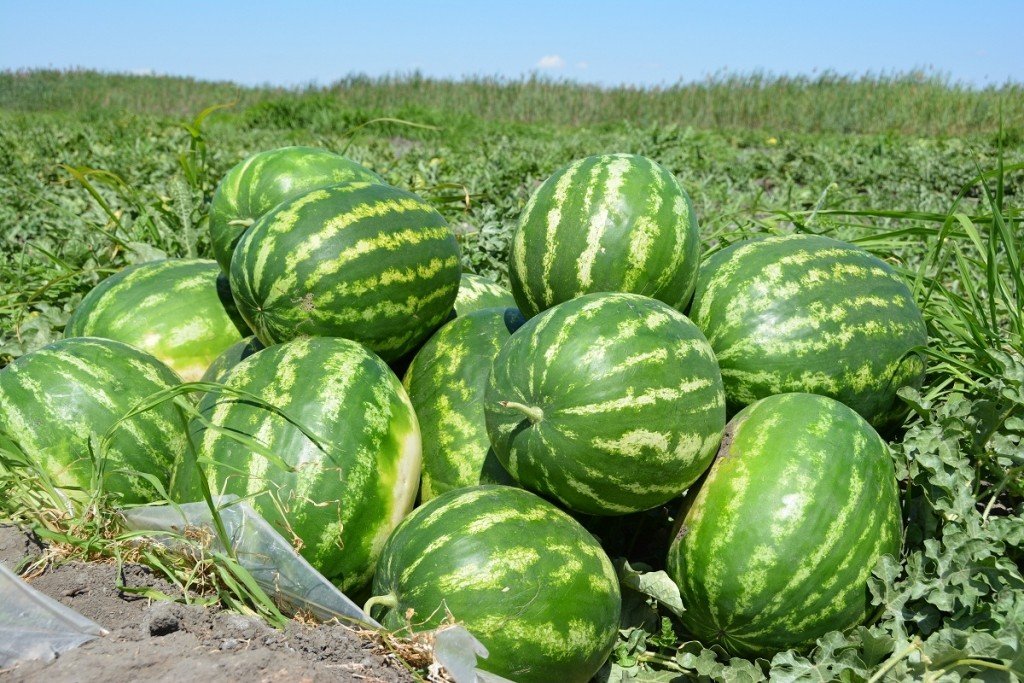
[1,70,1022,680]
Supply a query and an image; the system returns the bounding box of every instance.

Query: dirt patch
[0,525,415,682]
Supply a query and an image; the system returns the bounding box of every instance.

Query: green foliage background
[0,70,1021,681]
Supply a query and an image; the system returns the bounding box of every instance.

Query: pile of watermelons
[0,147,928,682]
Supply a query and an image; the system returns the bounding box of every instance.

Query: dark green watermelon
[209,146,383,272]
[0,337,187,503]
[667,392,902,657]
[690,234,927,425]
[367,485,621,683]
[485,292,726,515]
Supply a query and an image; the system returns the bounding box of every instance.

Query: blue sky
[1,1,1020,87]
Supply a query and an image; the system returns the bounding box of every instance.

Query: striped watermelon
[172,337,421,593]
[199,336,264,385]
[510,153,701,318]
[455,273,516,315]
[367,485,621,683]
[403,307,523,501]
[209,146,383,272]
[230,182,462,362]
[690,234,927,426]
[0,337,187,504]
[485,292,726,515]
[667,392,902,657]
[65,259,248,382]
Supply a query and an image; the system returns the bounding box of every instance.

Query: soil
[0,525,417,682]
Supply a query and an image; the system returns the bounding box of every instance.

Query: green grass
[2,68,1023,135]
[0,70,1022,680]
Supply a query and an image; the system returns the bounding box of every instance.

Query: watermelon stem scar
[500,401,544,423]
[363,592,398,614]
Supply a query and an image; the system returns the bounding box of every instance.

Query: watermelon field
[1,70,1023,681]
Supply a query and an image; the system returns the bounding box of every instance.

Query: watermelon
[367,485,621,683]
[199,336,264,385]
[690,234,927,426]
[510,153,701,318]
[455,273,516,315]
[666,392,902,657]
[0,337,187,504]
[403,307,523,501]
[209,146,383,272]
[172,337,421,593]
[65,259,248,382]
[230,182,462,362]
[485,292,726,515]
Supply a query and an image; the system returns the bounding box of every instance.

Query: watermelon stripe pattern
[510,153,701,318]
[199,336,264,385]
[0,337,187,503]
[667,393,902,657]
[65,259,247,382]
[174,337,421,593]
[485,292,726,515]
[230,182,461,362]
[209,146,384,272]
[403,307,522,500]
[454,273,516,316]
[690,234,927,425]
[369,486,621,683]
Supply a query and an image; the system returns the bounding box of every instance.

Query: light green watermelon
[209,146,383,272]
[65,259,248,381]
[455,273,516,315]
[403,307,523,501]
[690,234,927,425]
[510,153,701,318]
[230,182,461,362]
[0,337,188,503]
[667,392,902,657]
[172,337,421,593]
[367,485,621,683]
[485,292,726,515]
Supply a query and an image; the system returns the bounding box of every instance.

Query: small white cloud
[130,68,155,76]
[576,61,589,70]
[536,55,566,69]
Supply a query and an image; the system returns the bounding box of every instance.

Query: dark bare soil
[0,525,415,682]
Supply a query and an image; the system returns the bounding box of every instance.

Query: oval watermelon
[666,392,902,657]
[367,485,621,683]
[510,153,701,318]
[485,292,726,515]
[209,146,383,272]
[65,259,248,382]
[0,337,188,504]
[172,337,421,593]
[690,234,927,426]
[230,182,462,362]
[455,273,516,316]
[403,307,523,501]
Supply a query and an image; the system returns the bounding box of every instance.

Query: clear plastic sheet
[123,497,511,682]
[121,497,377,627]
[0,563,107,668]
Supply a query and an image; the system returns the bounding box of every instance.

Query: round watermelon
[367,485,621,683]
[209,146,383,272]
[230,182,462,362]
[690,234,927,426]
[199,336,264,385]
[666,392,902,657]
[172,337,421,593]
[65,259,248,382]
[510,153,701,318]
[485,292,726,515]
[0,337,187,504]
[455,273,516,315]
[403,307,523,501]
